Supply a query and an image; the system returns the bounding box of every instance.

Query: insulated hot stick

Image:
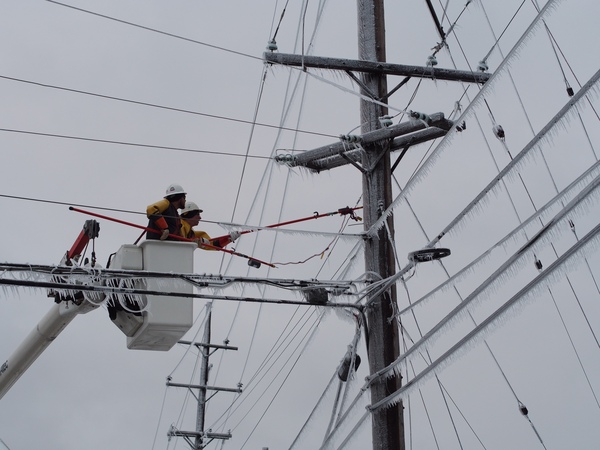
[211,206,362,242]
[68,207,274,268]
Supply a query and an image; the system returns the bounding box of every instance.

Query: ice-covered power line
[400,159,600,317]
[369,64,600,243]
[321,217,600,448]
[367,0,564,237]
[479,0,528,65]
[368,219,600,411]
[368,176,600,383]
[3,0,600,448]
[0,262,361,294]
[0,194,365,243]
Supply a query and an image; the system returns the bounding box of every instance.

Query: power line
[0,193,230,228]
[46,0,263,61]
[0,262,358,291]
[0,127,272,161]
[0,74,337,139]
[0,193,147,217]
[0,276,365,315]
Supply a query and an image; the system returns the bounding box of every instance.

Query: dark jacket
[146,199,181,240]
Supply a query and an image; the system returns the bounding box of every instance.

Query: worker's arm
[146,199,171,239]
[210,231,241,248]
[191,230,219,251]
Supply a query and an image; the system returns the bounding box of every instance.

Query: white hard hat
[180,201,203,215]
[165,183,186,197]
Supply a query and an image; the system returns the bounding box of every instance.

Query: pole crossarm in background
[166,381,243,393]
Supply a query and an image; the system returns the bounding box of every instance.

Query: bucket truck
[0,221,196,400]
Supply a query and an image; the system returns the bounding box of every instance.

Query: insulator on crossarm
[379,115,393,127]
[426,55,438,67]
[456,121,466,132]
[266,39,278,51]
[478,60,489,72]
[493,124,505,141]
[339,134,362,143]
[275,153,295,165]
[409,111,431,124]
[567,86,574,97]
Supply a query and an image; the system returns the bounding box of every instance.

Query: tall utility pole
[357,1,404,449]
[167,304,240,449]
[195,304,212,449]
[264,1,487,448]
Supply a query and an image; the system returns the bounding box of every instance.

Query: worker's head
[180,201,203,225]
[165,183,187,209]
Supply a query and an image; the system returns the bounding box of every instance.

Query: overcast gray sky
[1,1,600,449]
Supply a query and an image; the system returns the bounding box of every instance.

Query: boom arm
[0,304,80,399]
[0,220,101,400]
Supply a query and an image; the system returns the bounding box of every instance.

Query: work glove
[160,229,170,240]
[229,231,241,242]
[194,237,210,247]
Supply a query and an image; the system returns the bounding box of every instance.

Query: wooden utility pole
[264,0,486,448]
[356,1,404,449]
[195,304,212,449]
[167,304,240,448]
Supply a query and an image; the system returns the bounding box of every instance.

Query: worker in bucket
[179,201,240,249]
[146,183,187,240]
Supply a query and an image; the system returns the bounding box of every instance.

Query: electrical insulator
[493,124,505,140]
[426,55,438,66]
[266,39,278,51]
[379,115,393,127]
[275,154,295,165]
[340,134,362,143]
[410,111,431,123]
[478,60,489,72]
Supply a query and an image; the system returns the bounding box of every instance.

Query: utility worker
[146,183,187,240]
[179,201,240,249]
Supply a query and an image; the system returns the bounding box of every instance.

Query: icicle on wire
[374,65,600,269]
[366,0,569,239]
[367,218,600,412]
[366,174,600,384]
[398,158,600,318]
